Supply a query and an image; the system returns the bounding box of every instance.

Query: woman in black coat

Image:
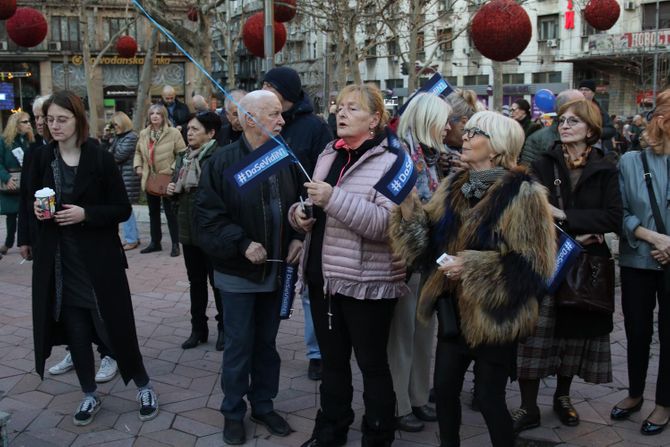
[512,98,622,433]
[108,111,141,250]
[30,91,158,427]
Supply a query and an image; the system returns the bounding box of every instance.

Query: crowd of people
[0,72,669,447]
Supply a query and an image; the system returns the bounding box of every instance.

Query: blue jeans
[302,288,321,360]
[122,211,138,244]
[219,289,281,420]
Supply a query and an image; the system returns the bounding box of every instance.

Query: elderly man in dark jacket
[160,85,190,131]
[262,66,332,381]
[195,90,303,446]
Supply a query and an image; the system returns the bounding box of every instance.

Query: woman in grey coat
[614,89,670,435]
[108,112,141,250]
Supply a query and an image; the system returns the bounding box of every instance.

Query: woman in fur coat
[390,111,556,446]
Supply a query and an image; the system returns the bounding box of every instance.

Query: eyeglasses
[557,116,583,128]
[19,120,31,124]
[46,115,74,125]
[510,107,519,112]
[463,127,491,139]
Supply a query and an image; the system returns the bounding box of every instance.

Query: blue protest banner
[223,138,294,193]
[279,264,298,319]
[373,128,418,205]
[398,73,455,115]
[546,225,583,294]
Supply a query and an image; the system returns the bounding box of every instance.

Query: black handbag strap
[641,150,667,235]
[552,162,565,211]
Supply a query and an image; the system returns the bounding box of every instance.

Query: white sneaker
[95,356,118,383]
[48,353,74,375]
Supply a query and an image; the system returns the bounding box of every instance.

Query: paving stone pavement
[0,209,667,446]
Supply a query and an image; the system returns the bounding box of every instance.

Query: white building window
[537,15,559,41]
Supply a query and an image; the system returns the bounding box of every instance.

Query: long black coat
[532,144,622,338]
[29,140,145,383]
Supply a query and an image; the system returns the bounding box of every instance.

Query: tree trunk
[406,0,420,92]
[133,28,159,131]
[80,1,102,139]
[492,61,503,111]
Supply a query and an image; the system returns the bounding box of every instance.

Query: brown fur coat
[389,167,556,348]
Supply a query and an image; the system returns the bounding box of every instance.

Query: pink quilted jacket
[289,139,409,300]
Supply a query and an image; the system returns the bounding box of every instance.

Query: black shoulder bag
[640,150,670,293]
[552,163,615,314]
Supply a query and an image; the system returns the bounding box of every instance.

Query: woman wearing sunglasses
[512,98,622,433]
[391,111,556,446]
[0,111,34,256]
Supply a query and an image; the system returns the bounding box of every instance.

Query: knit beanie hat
[263,67,302,103]
[578,79,596,92]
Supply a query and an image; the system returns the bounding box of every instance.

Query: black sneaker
[137,388,159,421]
[73,395,101,426]
[251,410,292,436]
[308,359,322,381]
[511,407,541,433]
[223,418,246,445]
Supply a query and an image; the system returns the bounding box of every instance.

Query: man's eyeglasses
[46,115,74,125]
[463,127,491,139]
[557,116,583,128]
[510,107,519,112]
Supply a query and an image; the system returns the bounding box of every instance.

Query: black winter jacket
[532,144,622,338]
[194,137,302,282]
[109,131,140,203]
[280,93,333,176]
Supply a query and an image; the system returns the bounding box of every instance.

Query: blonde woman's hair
[146,103,171,129]
[3,112,35,146]
[645,89,670,155]
[465,111,524,169]
[112,111,133,133]
[336,83,389,133]
[397,93,452,151]
[446,89,485,120]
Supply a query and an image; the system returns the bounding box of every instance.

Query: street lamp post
[651,0,660,108]
[264,0,275,71]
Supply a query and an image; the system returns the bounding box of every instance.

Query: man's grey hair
[555,89,584,111]
[224,89,248,112]
[238,90,279,129]
[191,94,209,112]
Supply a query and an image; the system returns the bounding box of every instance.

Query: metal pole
[18,77,22,110]
[651,0,660,108]
[322,32,329,116]
[264,0,275,71]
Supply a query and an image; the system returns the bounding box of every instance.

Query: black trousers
[61,306,149,393]
[4,213,16,247]
[182,243,223,332]
[434,339,515,447]
[146,193,178,245]
[309,280,397,446]
[621,266,670,406]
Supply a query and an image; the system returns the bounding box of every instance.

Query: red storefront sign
[624,29,670,49]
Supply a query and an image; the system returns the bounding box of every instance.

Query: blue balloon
[534,89,556,113]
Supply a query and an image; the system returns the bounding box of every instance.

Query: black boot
[361,415,396,447]
[216,329,225,351]
[181,331,207,349]
[140,242,162,254]
[170,243,180,257]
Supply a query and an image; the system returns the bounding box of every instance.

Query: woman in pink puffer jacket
[289,83,408,447]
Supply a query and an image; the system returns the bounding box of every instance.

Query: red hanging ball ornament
[116,35,138,58]
[584,0,620,31]
[242,12,287,58]
[0,0,17,20]
[274,0,296,23]
[470,0,532,62]
[187,5,198,22]
[6,7,47,48]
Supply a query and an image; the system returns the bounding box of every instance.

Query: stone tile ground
[0,207,666,446]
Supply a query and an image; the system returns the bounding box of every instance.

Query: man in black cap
[262,66,333,382]
[578,80,616,152]
[262,67,333,175]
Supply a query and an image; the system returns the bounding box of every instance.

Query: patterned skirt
[517,293,612,384]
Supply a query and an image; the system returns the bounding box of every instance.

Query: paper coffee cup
[35,187,56,219]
